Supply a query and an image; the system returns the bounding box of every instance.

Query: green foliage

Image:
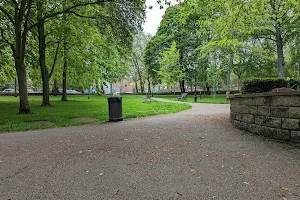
[0,95,191,132]
[158,41,184,86]
[242,78,300,93]
[144,4,201,85]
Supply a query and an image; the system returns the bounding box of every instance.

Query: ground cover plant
[155,94,229,104]
[0,95,191,132]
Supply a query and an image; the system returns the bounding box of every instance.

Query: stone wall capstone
[230,92,300,143]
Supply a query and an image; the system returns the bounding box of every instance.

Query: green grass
[0,95,191,132]
[155,94,230,104]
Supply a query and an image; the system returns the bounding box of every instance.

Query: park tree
[144,4,201,93]
[129,32,152,93]
[184,0,300,78]
[158,41,184,94]
[0,0,145,112]
[0,0,34,113]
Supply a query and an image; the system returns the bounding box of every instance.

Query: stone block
[276,129,291,141]
[271,96,293,106]
[289,107,300,118]
[240,105,249,114]
[240,122,250,131]
[264,117,281,128]
[230,105,239,113]
[253,97,270,106]
[236,114,242,121]
[290,96,300,106]
[261,126,277,139]
[249,106,258,115]
[240,98,253,106]
[233,120,242,129]
[230,113,236,120]
[282,119,299,130]
[270,107,289,118]
[257,106,271,116]
[255,116,266,125]
[291,131,300,142]
[242,114,255,124]
[230,98,240,105]
[248,124,262,135]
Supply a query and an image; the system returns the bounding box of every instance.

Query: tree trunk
[135,81,139,93]
[179,79,185,93]
[179,81,183,93]
[53,79,58,96]
[37,18,51,106]
[61,13,68,101]
[14,4,31,114]
[237,72,242,93]
[147,76,151,93]
[14,76,17,97]
[227,53,233,93]
[16,63,31,114]
[140,80,144,93]
[61,58,68,101]
[139,73,144,93]
[275,23,285,77]
[110,83,113,97]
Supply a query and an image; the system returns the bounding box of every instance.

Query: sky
[143,0,176,36]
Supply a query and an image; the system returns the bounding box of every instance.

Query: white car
[2,89,18,94]
[67,90,82,94]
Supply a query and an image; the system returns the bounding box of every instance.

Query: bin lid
[108,97,122,103]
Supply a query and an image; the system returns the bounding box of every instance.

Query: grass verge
[155,94,230,104]
[0,95,191,132]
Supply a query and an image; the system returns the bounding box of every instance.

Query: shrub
[242,78,300,94]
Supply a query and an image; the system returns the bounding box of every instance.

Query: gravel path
[1,101,300,200]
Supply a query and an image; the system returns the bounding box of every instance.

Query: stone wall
[230,92,300,143]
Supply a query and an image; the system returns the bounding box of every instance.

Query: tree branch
[49,41,60,78]
[64,10,99,19]
[21,0,33,55]
[44,0,112,20]
[28,0,112,31]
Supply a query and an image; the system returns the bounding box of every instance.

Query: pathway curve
[1,101,300,200]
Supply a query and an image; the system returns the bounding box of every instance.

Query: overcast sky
[143,0,176,36]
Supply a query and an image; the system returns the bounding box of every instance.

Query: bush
[242,78,300,94]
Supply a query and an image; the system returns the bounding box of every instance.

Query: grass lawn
[0,95,191,133]
[155,94,230,104]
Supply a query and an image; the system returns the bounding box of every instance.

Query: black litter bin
[108,97,123,122]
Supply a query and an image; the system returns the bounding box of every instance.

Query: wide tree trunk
[275,23,284,78]
[14,4,32,114]
[37,19,51,106]
[61,13,68,101]
[16,61,31,114]
[179,79,185,93]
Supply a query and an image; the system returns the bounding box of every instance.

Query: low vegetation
[0,95,191,133]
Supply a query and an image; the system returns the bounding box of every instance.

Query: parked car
[2,88,18,95]
[27,88,42,95]
[67,90,82,94]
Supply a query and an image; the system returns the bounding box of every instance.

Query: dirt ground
[1,101,299,200]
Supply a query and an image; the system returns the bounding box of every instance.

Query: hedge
[242,78,300,94]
